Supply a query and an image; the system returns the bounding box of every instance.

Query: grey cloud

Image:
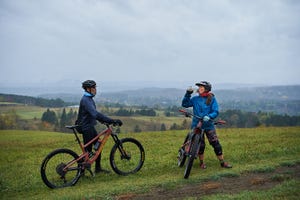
[0,0,299,86]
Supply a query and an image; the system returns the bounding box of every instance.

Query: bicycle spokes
[110,138,145,176]
[41,149,81,188]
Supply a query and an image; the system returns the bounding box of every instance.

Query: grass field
[0,126,300,199]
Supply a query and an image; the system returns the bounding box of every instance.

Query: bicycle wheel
[110,138,145,175]
[177,147,187,167]
[178,133,189,167]
[184,134,200,179]
[41,148,81,189]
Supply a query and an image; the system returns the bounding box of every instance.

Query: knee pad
[212,141,223,156]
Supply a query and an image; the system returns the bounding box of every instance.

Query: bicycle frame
[65,124,119,172]
[41,123,145,188]
[179,109,225,155]
[181,122,203,155]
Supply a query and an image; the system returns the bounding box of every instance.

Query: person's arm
[182,90,193,108]
[208,97,219,119]
[84,98,114,124]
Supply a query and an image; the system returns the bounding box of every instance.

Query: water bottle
[94,141,101,151]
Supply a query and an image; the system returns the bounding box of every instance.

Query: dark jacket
[77,92,114,131]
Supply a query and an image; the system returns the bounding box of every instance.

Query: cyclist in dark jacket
[77,80,122,173]
[182,81,232,169]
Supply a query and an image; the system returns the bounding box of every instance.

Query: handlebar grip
[179,109,186,113]
[214,120,226,125]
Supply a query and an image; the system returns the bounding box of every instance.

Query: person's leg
[83,127,110,173]
[89,128,110,173]
[198,134,206,169]
[82,127,95,153]
[206,129,232,168]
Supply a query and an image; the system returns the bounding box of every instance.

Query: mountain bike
[40,123,145,189]
[177,109,225,179]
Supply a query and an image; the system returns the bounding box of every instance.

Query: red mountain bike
[40,123,145,188]
[177,109,225,179]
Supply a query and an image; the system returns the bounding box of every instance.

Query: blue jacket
[77,92,114,131]
[182,93,219,130]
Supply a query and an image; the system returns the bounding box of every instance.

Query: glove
[113,119,123,126]
[203,116,210,122]
[186,87,193,95]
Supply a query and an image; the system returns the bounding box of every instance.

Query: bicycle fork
[111,134,131,160]
[184,134,201,159]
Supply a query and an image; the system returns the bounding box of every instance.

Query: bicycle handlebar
[179,109,226,125]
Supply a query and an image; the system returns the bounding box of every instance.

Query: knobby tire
[40,148,81,189]
[110,138,145,175]
[178,134,189,167]
[184,134,200,179]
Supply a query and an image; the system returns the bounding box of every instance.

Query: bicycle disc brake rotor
[177,148,184,161]
[56,163,67,177]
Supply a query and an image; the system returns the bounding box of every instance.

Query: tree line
[0,94,68,107]
[114,107,156,116]
[40,108,77,131]
[38,106,300,132]
[1,106,299,132]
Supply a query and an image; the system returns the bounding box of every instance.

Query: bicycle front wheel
[178,133,189,167]
[110,138,145,175]
[40,148,81,189]
[184,134,200,179]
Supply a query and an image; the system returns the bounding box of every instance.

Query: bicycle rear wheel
[184,134,200,179]
[110,138,145,175]
[40,148,81,189]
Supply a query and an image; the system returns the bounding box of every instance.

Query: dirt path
[116,164,300,200]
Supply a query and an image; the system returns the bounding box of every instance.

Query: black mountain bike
[177,109,225,179]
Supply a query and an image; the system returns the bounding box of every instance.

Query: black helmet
[82,80,96,90]
[195,81,212,92]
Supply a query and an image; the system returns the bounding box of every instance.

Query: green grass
[0,127,299,199]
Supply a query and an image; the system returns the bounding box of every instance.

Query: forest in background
[1,85,299,132]
[38,85,300,116]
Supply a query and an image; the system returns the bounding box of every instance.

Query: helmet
[195,81,212,92]
[82,80,96,90]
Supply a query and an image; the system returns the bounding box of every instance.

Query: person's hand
[113,119,123,126]
[186,87,193,95]
[203,116,210,122]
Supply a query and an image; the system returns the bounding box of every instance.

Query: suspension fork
[111,134,129,159]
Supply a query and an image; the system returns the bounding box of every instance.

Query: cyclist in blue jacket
[182,81,232,169]
[76,80,123,173]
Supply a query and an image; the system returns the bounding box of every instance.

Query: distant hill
[1,85,300,115]
[98,85,300,115]
[100,85,300,102]
[0,94,68,107]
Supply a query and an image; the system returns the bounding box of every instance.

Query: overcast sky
[0,0,300,88]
